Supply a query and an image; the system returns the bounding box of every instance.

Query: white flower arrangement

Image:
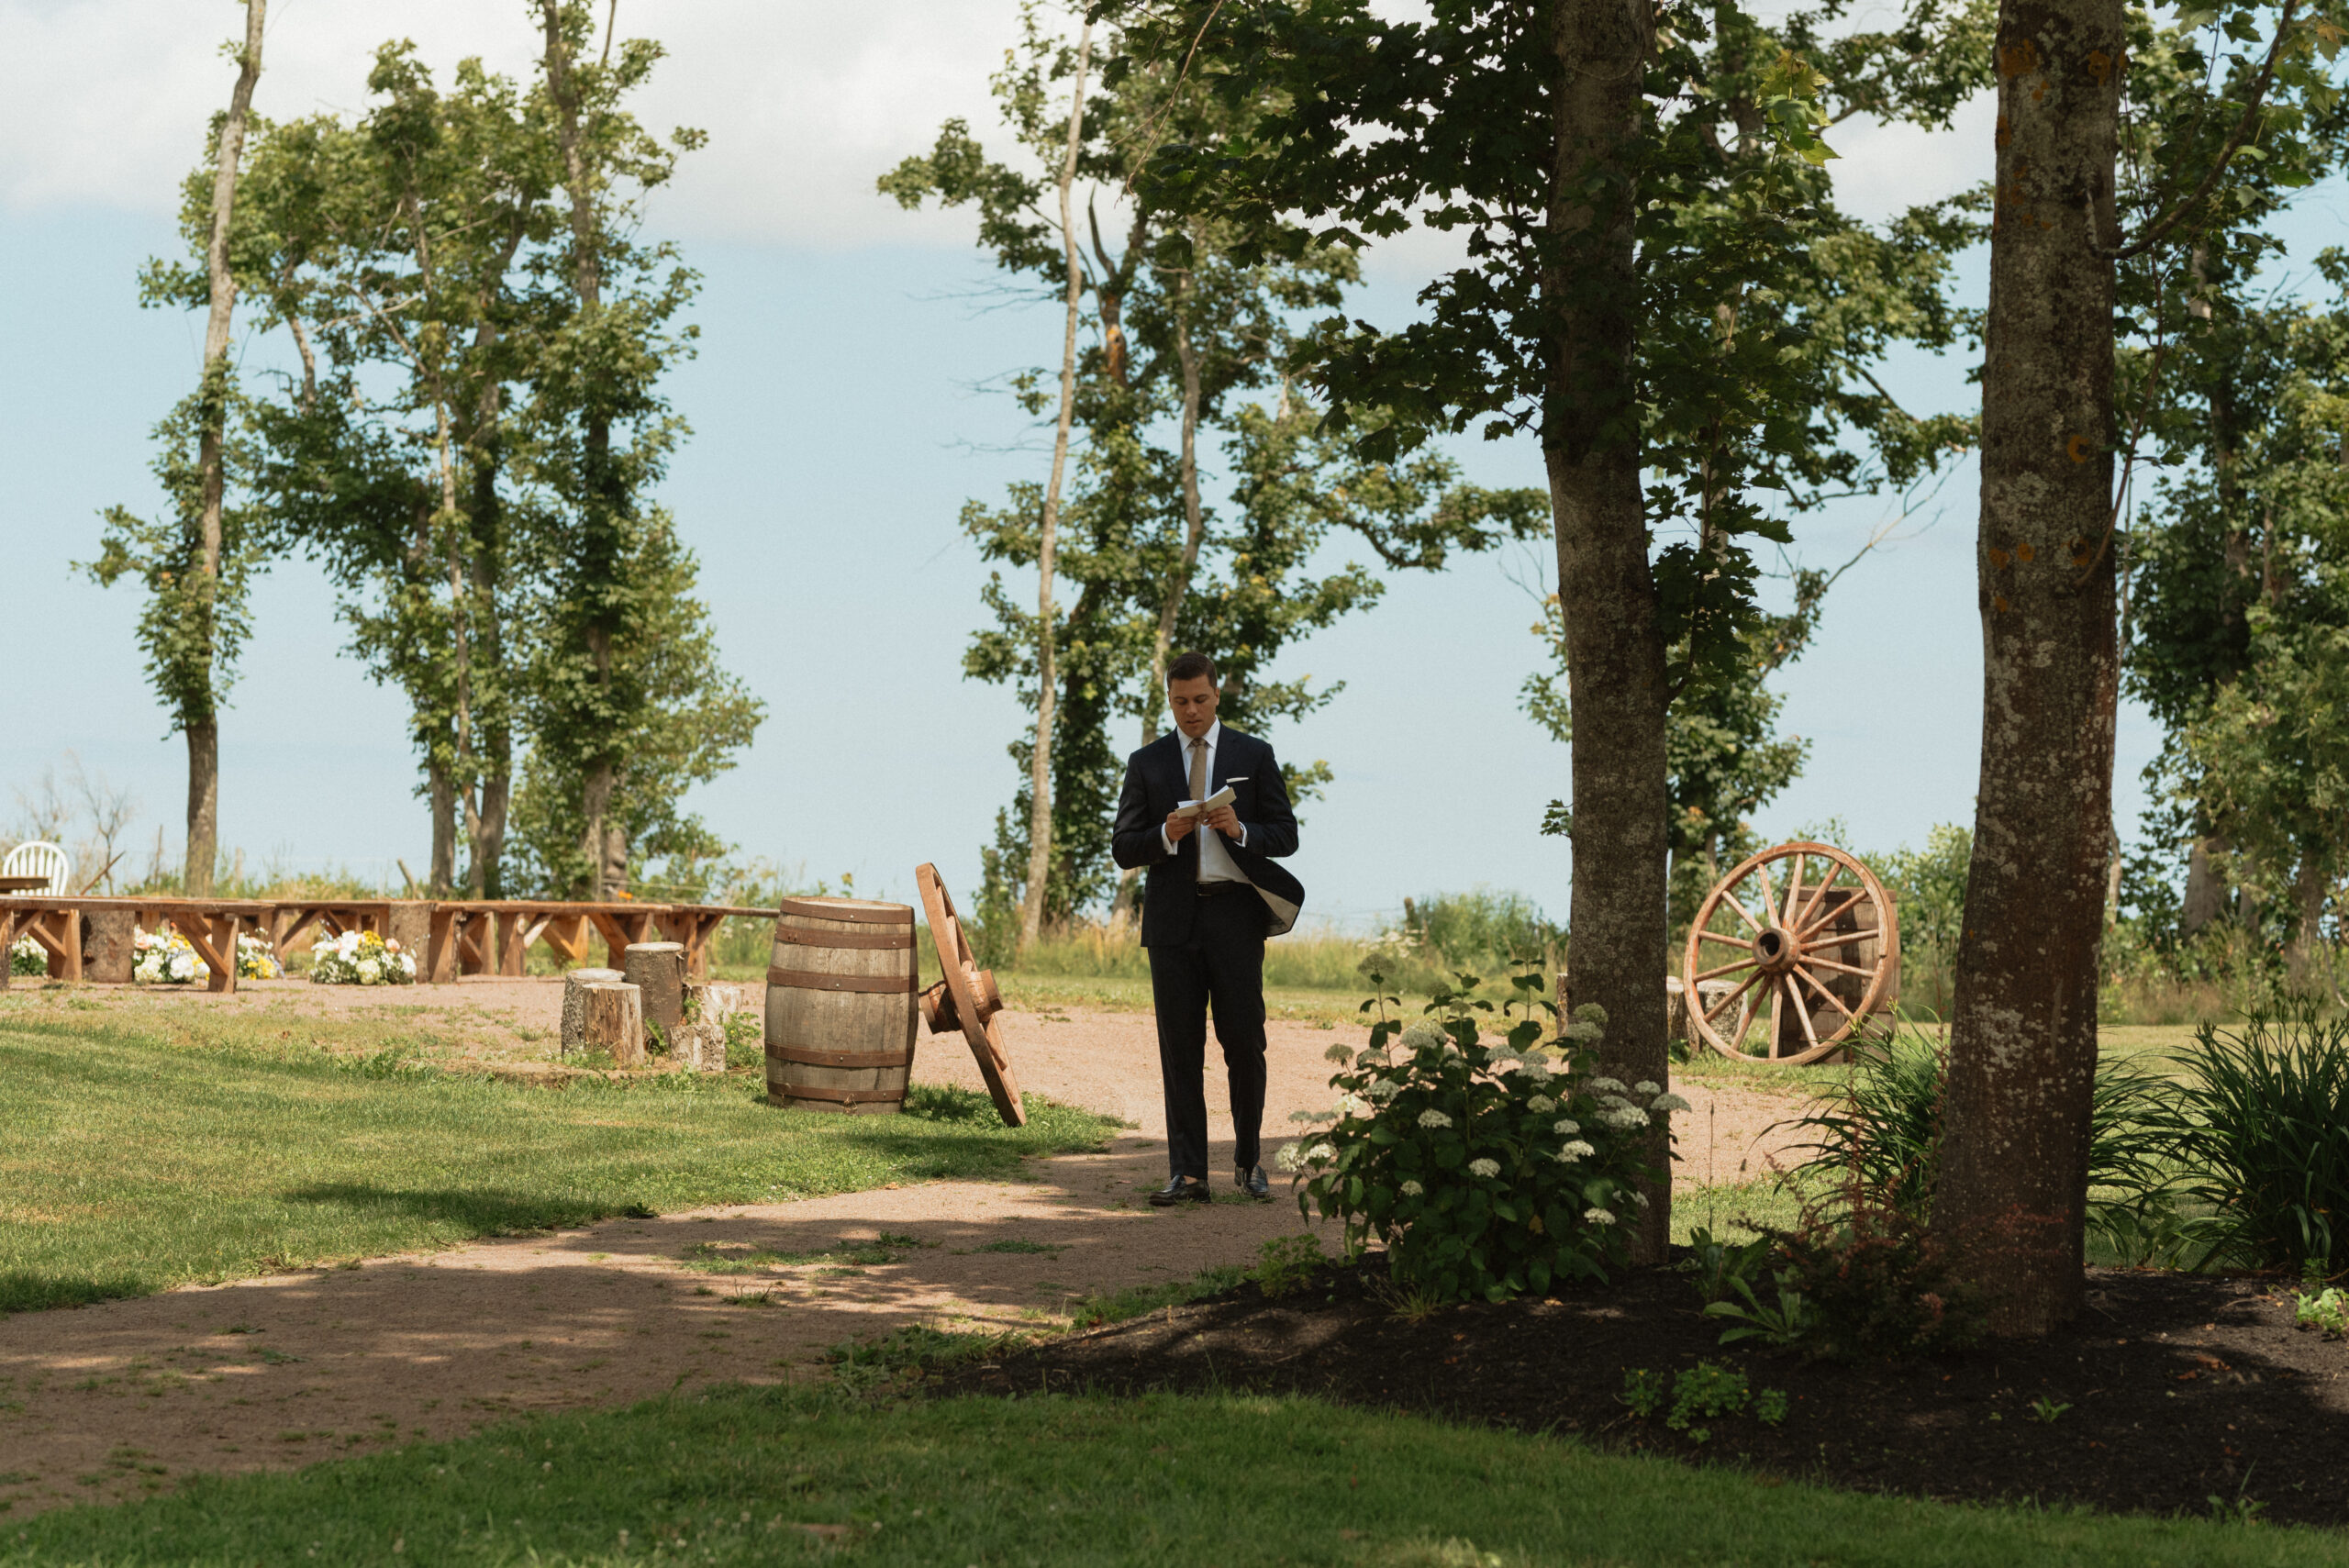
[9,935,45,978]
[1416,1108,1453,1129]
[1583,1207,1617,1226]
[1632,1080,1661,1096]
[310,930,417,986]
[1587,1076,1628,1094]
[1553,1118,1581,1136]
[1275,1141,1306,1173]
[1468,1158,1501,1179]
[1600,1106,1650,1130]
[1557,1140,1597,1162]
[1527,1095,1556,1114]
[130,925,282,984]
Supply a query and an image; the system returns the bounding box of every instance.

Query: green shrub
[1286,969,1685,1303]
[1252,1233,1326,1298]
[2166,1006,2349,1273]
[1788,1030,2180,1246]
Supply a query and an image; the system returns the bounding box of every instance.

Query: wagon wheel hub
[1751,926,1797,972]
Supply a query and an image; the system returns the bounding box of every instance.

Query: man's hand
[1164,809,1200,843]
[1204,804,1242,840]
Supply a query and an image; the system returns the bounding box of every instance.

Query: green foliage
[1878,824,1973,1017]
[2293,1284,2348,1336]
[1702,1267,1817,1349]
[1251,1232,1325,1298]
[1620,1361,1786,1443]
[1680,1224,1772,1307]
[1746,1195,1987,1360]
[83,374,268,735]
[2165,1006,2349,1273]
[1397,889,1562,973]
[1287,971,1687,1302]
[1787,1031,2182,1247]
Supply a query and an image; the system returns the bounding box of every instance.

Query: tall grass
[2166,1006,2349,1272]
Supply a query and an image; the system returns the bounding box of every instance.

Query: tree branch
[2109,0,2299,262]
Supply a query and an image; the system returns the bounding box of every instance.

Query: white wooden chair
[2,840,72,894]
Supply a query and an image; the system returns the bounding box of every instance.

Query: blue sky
[4,0,2319,929]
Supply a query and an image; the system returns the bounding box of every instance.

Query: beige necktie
[1188,736,1208,880]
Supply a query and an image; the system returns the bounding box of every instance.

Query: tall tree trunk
[2290,848,2329,984]
[184,0,266,897]
[2180,833,2229,935]
[428,754,457,895]
[1545,0,1669,1264]
[1935,0,2122,1337]
[1019,18,1095,951]
[541,1,627,897]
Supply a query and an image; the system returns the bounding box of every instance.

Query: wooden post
[561,967,624,1056]
[624,941,687,1039]
[583,981,644,1068]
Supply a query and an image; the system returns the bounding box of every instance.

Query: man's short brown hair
[1167,651,1218,685]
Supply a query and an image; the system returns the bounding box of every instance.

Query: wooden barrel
[763,896,918,1114]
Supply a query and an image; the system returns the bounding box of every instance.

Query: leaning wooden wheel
[1681,840,1900,1065]
[914,862,1026,1126]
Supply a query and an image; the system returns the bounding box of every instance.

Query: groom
[1111,651,1306,1207]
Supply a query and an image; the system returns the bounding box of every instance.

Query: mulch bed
[938,1257,2349,1528]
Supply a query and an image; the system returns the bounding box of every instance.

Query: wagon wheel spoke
[1790,861,1842,935]
[1787,897,1867,946]
[1753,862,1779,929]
[1696,927,1753,948]
[1720,892,1765,933]
[1798,953,1878,981]
[1781,851,1805,928]
[1692,956,1759,984]
[1786,973,1823,1053]
[1793,962,1859,1024]
[1701,966,1767,1023]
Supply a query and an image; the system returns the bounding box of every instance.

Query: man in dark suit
[1111,651,1306,1206]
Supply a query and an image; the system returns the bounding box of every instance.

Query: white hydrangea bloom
[1325,1042,1356,1063]
[1304,1143,1337,1165]
[1417,1109,1453,1129]
[1400,1180,1425,1197]
[1649,1093,1692,1115]
[1601,1106,1649,1130]
[1400,1022,1448,1051]
[1275,1141,1305,1173]
[1517,1059,1554,1082]
[1336,1093,1372,1118]
[1468,1158,1501,1179]
[1632,1081,1661,1096]
[1289,1109,1326,1124]
[1559,1018,1604,1043]
[1553,1118,1581,1136]
[1628,1190,1651,1207]
[1365,1078,1402,1103]
[1583,1207,1617,1226]
[1557,1140,1596,1162]
[1574,1003,1609,1028]
[1526,1095,1556,1114]
[1598,1094,1633,1109]
[1587,1076,1628,1095]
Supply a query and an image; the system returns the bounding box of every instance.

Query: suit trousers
[1146,888,1270,1179]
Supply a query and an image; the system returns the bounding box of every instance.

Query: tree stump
[562,967,625,1057]
[84,907,138,984]
[625,941,687,1039]
[583,981,645,1068]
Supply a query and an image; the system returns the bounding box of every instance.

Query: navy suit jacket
[1111,726,1305,946]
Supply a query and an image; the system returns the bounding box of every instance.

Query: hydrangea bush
[1281,967,1687,1303]
[309,930,417,986]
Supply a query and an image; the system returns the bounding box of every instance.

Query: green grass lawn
[0,1000,1116,1317]
[2,1382,2335,1566]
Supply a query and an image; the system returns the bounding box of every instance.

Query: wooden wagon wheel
[914,862,1026,1126]
[1681,840,1900,1065]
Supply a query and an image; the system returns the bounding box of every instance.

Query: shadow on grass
[278,1184,640,1234]
[0,1270,152,1315]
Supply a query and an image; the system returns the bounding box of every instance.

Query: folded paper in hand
[1172,784,1237,820]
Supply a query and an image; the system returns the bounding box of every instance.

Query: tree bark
[1544,0,1669,1264]
[183,0,266,898]
[2180,833,2228,936]
[428,754,457,895]
[1934,0,2123,1337]
[184,721,219,895]
[1019,20,1095,952]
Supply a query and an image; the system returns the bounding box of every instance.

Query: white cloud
[0,0,1039,249]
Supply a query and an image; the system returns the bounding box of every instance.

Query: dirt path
[0,986,1812,1519]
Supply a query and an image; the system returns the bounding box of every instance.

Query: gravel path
[0,983,1813,1518]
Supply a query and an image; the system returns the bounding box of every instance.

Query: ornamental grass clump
[1282,965,1684,1304]
[2166,1005,2349,1273]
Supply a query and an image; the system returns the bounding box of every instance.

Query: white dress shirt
[1163,719,1249,881]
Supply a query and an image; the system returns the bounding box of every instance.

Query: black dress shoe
[1149,1175,1211,1207]
[1237,1164,1272,1200]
